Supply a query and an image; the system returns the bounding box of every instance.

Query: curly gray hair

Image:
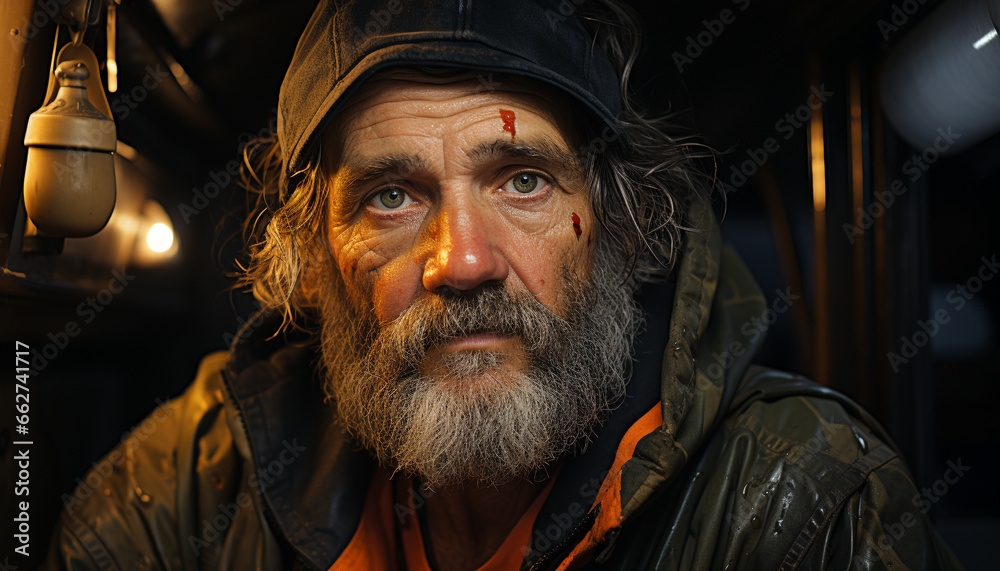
[236,0,715,331]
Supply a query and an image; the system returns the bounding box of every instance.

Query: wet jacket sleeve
[40,387,192,571]
[583,388,966,571]
[38,351,283,571]
[794,454,967,570]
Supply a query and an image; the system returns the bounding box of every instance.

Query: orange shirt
[329,469,556,571]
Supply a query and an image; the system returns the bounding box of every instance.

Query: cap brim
[282,41,627,188]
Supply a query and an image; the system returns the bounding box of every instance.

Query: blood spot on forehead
[499,108,516,139]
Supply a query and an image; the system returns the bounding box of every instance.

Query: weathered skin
[40,80,965,569]
[322,76,589,311]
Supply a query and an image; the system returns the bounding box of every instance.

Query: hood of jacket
[219,195,774,569]
[45,187,964,571]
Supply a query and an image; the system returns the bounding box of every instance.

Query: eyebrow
[465,137,581,173]
[338,154,430,190]
[332,136,582,215]
[331,154,429,216]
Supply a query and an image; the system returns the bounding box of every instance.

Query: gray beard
[318,242,644,488]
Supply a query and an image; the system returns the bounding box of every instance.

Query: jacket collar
[222,327,376,568]
[549,198,772,567]
[220,197,770,569]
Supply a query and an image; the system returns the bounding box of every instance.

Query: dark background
[1,0,997,568]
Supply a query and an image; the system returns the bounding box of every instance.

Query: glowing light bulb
[146,222,173,253]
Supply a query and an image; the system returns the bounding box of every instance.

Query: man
[44,0,963,569]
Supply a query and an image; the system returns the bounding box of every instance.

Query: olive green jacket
[43,200,964,570]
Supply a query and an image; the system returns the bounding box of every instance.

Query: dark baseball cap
[277,0,626,193]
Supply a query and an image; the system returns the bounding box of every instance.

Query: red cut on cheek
[571,212,582,239]
[499,108,516,138]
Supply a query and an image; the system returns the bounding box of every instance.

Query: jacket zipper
[527,509,598,571]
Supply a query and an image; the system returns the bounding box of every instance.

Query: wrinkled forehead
[319,67,585,168]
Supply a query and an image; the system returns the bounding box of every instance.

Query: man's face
[323,71,593,353]
[314,70,641,487]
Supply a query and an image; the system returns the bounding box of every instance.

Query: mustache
[317,239,645,487]
[376,284,572,369]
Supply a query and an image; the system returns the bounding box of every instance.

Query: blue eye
[370,187,412,210]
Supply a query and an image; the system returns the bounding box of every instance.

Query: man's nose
[421,201,509,294]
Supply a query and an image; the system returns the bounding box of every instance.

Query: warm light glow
[107,59,118,93]
[809,106,827,212]
[107,3,118,92]
[132,200,179,265]
[807,69,829,387]
[146,222,173,253]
